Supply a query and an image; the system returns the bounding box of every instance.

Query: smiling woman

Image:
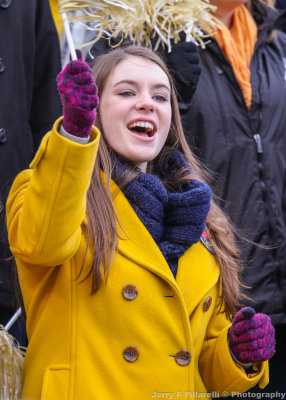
[6,46,274,399]
[99,56,172,172]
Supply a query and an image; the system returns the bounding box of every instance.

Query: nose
[135,96,155,112]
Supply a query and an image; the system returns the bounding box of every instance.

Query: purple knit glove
[229,307,275,364]
[57,58,99,138]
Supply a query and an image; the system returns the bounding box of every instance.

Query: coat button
[122,284,138,300]
[0,58,4,73]
[175,350,191,366]
[0,200,4,214]
[0,128,7,144]
[123,346,139,362]
[203,296,212,311]
[0,0,11,8]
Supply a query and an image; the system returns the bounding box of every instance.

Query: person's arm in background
[156,35,201,110]
[0,0,62,345]
[31,0,62,149]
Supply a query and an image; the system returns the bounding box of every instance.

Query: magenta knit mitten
[57,58,99,138]
[229,307,275,364]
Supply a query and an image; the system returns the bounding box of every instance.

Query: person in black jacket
[0,0,62,343]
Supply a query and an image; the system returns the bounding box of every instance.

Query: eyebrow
[113,79,170,92]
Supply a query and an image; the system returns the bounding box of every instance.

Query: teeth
[128,121,154,131]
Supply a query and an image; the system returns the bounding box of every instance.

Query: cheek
[158,115,172,152]
[163,107,172,138]
[99,103,117,141]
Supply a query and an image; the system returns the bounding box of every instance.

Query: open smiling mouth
[127,121,156,137]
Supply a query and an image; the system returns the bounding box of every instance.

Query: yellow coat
[7,119,268,400]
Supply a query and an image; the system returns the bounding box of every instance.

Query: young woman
[6,46,274,400]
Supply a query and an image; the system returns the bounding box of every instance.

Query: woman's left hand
[229,307,275,364]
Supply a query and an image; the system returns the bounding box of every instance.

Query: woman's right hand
[57,57,99,138]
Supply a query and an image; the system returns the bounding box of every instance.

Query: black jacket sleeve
[30,0,62,148]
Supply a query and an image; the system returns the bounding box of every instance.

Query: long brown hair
[84,45,245,319]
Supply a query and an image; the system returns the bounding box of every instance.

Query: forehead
[106,55,170,88]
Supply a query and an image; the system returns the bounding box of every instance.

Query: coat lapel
[111,179,175,282]
[176,242,220,314]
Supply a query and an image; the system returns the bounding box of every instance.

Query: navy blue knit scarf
[112,149,212,277]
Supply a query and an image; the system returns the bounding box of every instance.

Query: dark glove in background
[158,39,201,105]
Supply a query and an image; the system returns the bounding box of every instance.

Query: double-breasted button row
[122,286,139,362]
[0,0,11,8]
[123,347,191,366]
[0,128,7,144]
[122,284,138,300]
[122,284,191,366]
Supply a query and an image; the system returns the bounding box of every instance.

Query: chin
[124,153,155,165]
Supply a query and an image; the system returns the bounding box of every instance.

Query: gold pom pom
[58,0,218,52]
[0,326,25,400]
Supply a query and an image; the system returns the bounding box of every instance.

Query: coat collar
[111,179,172,279]
[110,178,220,312]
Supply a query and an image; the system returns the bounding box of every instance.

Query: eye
[153,94,168,102]
[118,90,134,97]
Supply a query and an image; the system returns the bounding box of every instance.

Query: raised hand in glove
[159,40,201,105]
[229,307,275,365]
[57,56,99,138]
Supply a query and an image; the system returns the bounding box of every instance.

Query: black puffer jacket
[0,0,62,309]
[181,4,286,326]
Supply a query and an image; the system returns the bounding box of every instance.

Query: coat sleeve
[6,118,100,266]
[198,293,269,394]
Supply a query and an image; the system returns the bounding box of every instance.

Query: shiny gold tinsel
[58,0,218,52]
[0,326,25,400]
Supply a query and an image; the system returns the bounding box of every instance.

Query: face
[100,56,172,172]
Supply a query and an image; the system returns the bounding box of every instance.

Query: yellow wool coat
[7,119,268,400]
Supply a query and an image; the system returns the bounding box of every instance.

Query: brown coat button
[203,296,212,311]
[122,284,138,300]
[175,350,191,366]
[123,346,139,362]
